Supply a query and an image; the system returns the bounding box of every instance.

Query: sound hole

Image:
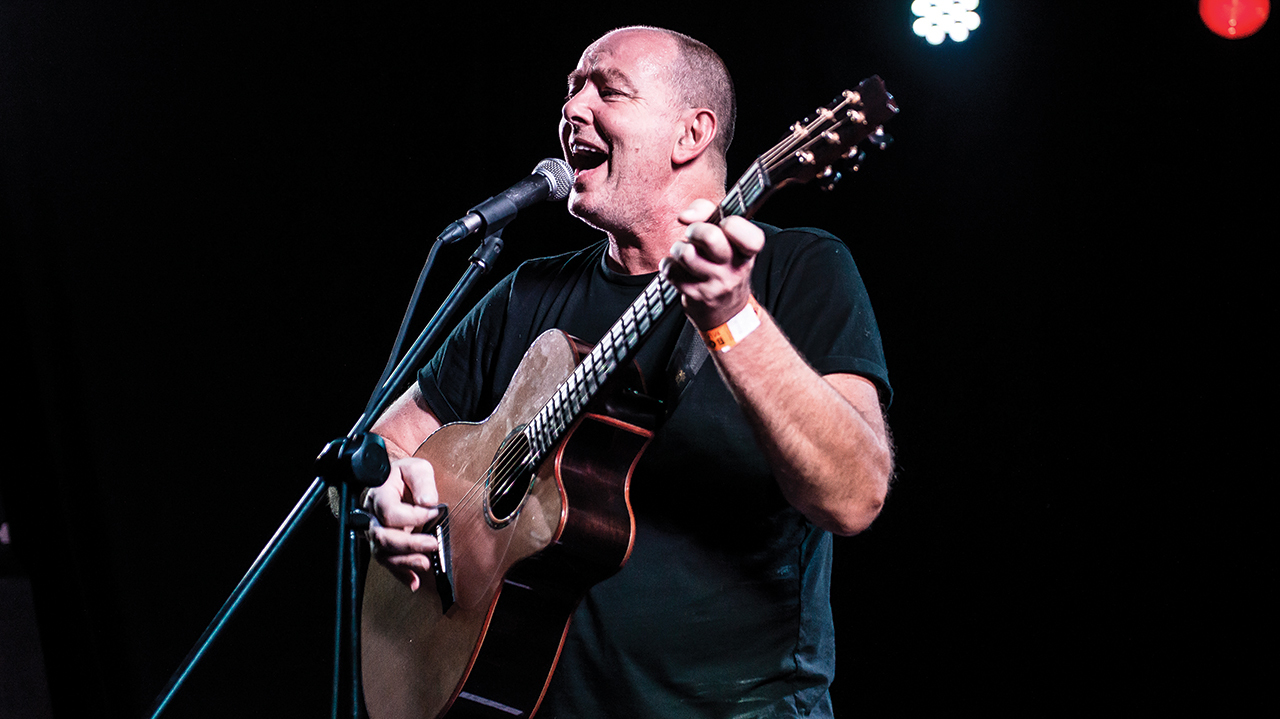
[485,429,535,527]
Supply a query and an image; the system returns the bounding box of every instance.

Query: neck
[603,178,726,275]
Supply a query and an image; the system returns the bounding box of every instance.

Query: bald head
[595,27,737,178]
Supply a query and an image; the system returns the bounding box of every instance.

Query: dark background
[3,1,1271,717]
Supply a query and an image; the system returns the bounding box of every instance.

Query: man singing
[365,26,893,718]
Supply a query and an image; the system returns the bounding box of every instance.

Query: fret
[598,349,618,375]
[739,184,761,214]
[724,185,746,217]
[588,355,606,386]
[622,311,638,348]
[721,162,769,221]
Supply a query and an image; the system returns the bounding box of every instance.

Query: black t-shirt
[419,224,890,718]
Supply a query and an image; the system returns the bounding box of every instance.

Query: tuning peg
[870,126,893,150]
[839,148,870,170]
[818,165,842,191]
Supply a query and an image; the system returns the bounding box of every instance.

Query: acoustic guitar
[361,76,897,719]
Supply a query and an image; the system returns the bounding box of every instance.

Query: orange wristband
[701,295,763,352]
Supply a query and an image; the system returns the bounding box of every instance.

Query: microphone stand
[147,228,509,719]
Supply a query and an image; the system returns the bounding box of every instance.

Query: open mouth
[568,142,608,174]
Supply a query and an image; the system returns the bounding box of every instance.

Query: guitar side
[361,329,653,719]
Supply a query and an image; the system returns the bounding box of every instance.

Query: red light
[1200,0,1270,38]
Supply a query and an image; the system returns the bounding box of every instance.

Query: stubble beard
[567,184,631,237]
[567,161,669,243]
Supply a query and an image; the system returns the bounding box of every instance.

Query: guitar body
[361,329,656,719]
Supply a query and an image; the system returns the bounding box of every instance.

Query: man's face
[559,30,683,235]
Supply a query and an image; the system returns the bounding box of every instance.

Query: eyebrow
[567,66,635,91]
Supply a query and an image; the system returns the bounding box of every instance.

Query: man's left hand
[664,198,766,330]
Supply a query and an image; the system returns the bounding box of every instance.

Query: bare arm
[372,384,443,461]
[665,200,893,535]
[707,315,891,535]
[365,384,445,590]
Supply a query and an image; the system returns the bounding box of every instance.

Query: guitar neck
[522,175,768,461]
[523,271,672,460]
[523,75,896,462]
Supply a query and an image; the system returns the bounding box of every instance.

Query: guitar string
[439,306,644,522]
[475,275,674,513]
[439,325,632,548]
[421,93,874,544]
[434,354,595,538]
[475,273,680,527]
[431,166,872,573]
[432,112,856,539]
[423,271,670,560]
[392,92,886,593]
[426,288,656,541]
[475,293,650,517]
[452,217,706,525]
[434,141,864,556]
[461,110,890,586]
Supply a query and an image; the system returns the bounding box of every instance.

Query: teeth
[569,143,607,171]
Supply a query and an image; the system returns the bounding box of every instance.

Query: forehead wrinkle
[568,61,635,91]
[567,31,682,113]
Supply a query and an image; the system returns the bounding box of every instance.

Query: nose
[562,87,591,127]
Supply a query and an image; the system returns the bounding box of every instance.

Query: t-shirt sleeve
[756,227,893,407]
[416,273,516,425]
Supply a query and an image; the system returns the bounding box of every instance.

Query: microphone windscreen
[534,158,574,202]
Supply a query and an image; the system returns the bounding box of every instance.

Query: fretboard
[521,161,771,463]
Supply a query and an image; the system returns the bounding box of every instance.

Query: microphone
[437,158,573,244]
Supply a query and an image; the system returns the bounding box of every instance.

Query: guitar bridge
[425,504,455,611]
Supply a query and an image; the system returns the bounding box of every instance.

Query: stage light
[1200,0,1270,38]
[912,0,981,45]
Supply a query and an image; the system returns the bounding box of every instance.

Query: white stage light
[912,0,982,45]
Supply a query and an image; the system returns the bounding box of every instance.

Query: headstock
[719,75,897,221]
[764,75,898,192]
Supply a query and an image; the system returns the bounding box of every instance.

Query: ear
[671,108,718,166]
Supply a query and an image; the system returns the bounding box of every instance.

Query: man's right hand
[364,457,441,592]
